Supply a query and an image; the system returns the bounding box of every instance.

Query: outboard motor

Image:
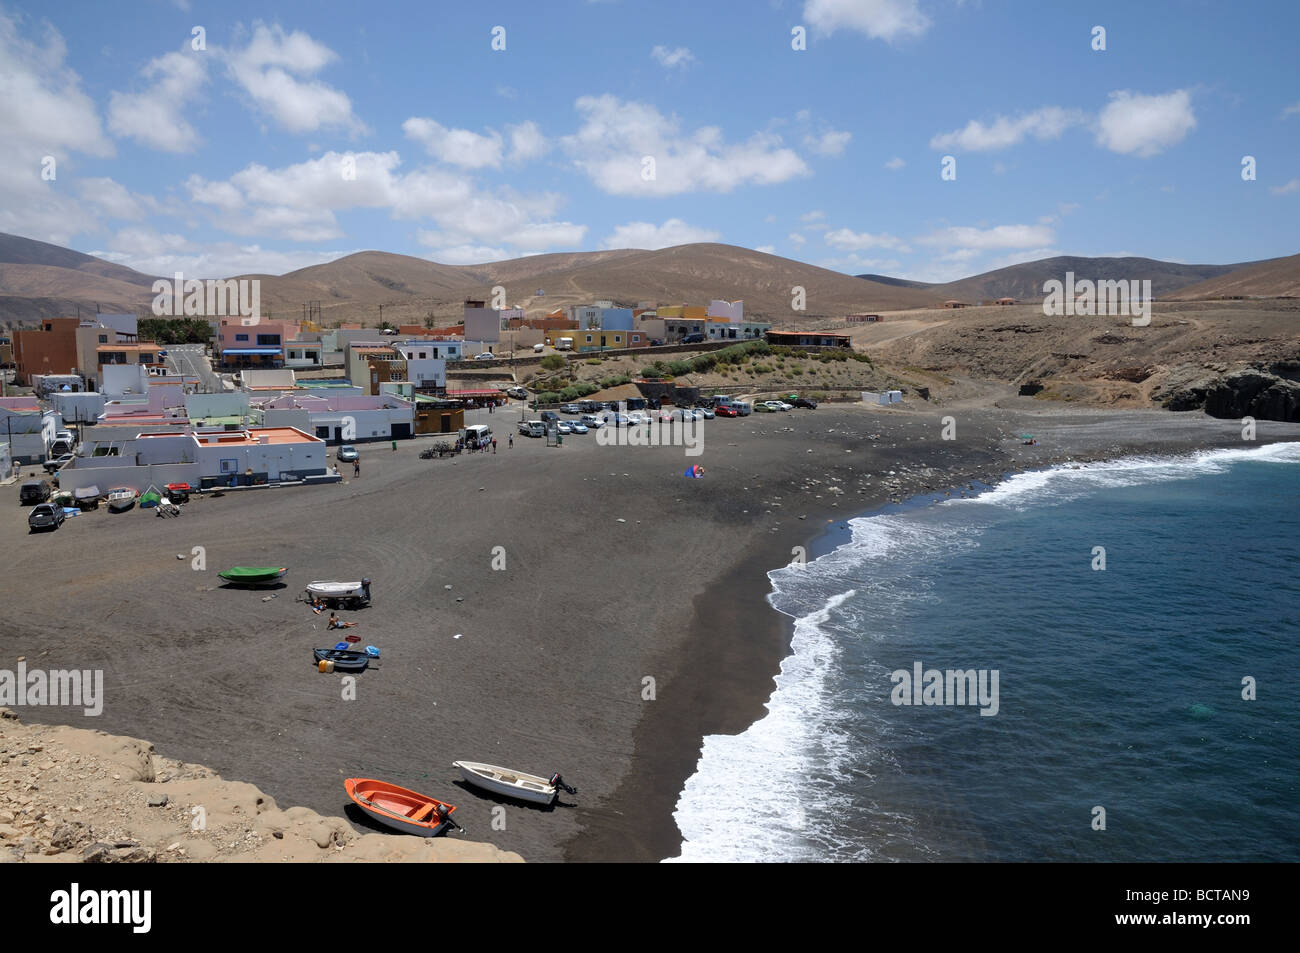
[361,577,371,603]
[549,772,577,796]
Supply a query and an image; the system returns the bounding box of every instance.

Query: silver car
[568,421,589,434]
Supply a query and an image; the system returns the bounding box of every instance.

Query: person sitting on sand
[310,598,325,614]
[327,612,357,630]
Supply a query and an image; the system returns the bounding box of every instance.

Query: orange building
[14,318,81,384]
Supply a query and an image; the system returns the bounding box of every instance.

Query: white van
[732,401,752,416]
[556,337,573,351]
[465,424,492,448]
[517,420,545,438]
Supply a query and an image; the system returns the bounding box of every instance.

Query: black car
[792,397,819,409]
[19,479,51,505]
[540,410,559,423]
[682,333,706,344]
[28,502,65,532]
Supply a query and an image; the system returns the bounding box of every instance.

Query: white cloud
[507,121,550,162]
[1281,102,1300,118]
[801,210,826,222]
[92,232,359,279]
[77,178,154,221]
[804,0,930,41]
[651,45,694,69]
[825,227,909,251]
[819,254,903,274]
[403,117,504,169]
[415,233,510,265]
[187,151,582,254]
[108,49,208,152]
[226,23,364,134]
[804,129,852,156]
[601,218,720,249]
[1095,89,1195,158]
[508,222,588,251]
[1271,179,1300,195]
[0,11,114,244]
[788,232,807,246]
[755,245,776,254]
[930,107,1084,152]
[564,94,810,196]
[917,224,1056,250]
[884,156,905,170]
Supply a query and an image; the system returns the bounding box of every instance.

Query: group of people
[309,597,359,630]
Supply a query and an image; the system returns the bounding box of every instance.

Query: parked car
[336,445,359,462]
[627,411,649,426]
[28,502,65,532]
[43,453,76,473]
[474,352,495,360]
[19,479,51,505]
[568,420,589,434]
[560,403,582,415]
[555,420,573,435]
[754,402,775,413]
[716,405,740,417]
[611,413,631,427]
[505,386,529,400]
[540,411,559,423]
[518,420,545,437]
[580,414,605,429]
[682,333,706,344]
[791,397,819,409]
[763,400,790,412]
[698,407,716,419]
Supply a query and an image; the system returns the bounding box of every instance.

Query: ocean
[668,443,1300,862]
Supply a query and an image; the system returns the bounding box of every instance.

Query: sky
[1,0,1297,282]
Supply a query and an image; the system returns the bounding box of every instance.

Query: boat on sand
[344,778,458,836]
[452,761,576,805]
[107,487,137,512]
[218,566,288,585]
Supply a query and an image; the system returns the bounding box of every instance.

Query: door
[391,423,412,439]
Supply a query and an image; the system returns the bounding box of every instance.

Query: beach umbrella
[683,465,705,478]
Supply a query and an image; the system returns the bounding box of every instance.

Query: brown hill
[922,256,1251,304]
[1164,252,1300,300]
[236,243,937,326]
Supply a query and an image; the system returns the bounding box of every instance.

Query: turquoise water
[670,444,1300,862]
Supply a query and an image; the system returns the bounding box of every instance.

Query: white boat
[106,487,138,512]
[304,578,371,608]
[452,761,575,805]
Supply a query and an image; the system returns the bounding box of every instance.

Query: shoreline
[5,403,1299,864]
[583,425,1300,864]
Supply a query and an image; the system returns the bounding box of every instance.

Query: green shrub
[540,354,566,371]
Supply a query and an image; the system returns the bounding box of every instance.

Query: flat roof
[222,347,282,355]
[139,427,319,446]
[96,343,160,351]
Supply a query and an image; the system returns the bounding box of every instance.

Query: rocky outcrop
[1158,364,1300,421]
[0,710,523,863]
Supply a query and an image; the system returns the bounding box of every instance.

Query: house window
[235,334,249,342]
[98,334,108,343]
[220,458,238,473]
[257,335,279,346]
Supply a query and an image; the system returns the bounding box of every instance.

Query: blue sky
[2,0,1297,281]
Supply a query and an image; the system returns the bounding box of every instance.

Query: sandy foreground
[0,709,519,862]
[3,398,1298,863]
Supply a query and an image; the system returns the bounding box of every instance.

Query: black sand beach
[5,401,1298,862]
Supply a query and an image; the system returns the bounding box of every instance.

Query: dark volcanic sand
[4,402,1297,862]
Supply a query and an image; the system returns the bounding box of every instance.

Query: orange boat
[344,778,458,837]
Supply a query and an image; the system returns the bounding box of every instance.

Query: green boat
[218,566,288,585]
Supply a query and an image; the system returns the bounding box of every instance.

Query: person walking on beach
[353,459,360,477]
[508,433,513,449]
[491,437,497,454]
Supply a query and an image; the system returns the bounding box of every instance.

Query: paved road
[165,343,224,393]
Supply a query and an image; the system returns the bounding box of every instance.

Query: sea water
[669,443,1300,862]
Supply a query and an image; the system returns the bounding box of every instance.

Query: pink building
[218,318,294,368]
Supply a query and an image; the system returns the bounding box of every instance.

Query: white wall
[56,462,201,495]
